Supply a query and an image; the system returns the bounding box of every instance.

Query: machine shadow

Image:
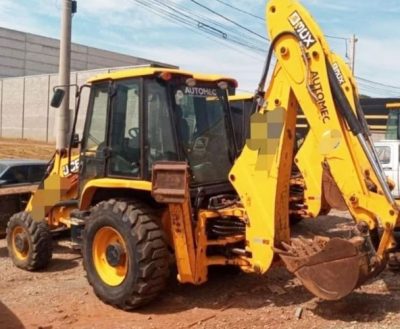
[41,257,80,273]
[38,238,81,273]
[312,289,400,322]
[0,302,25,329]
[138,266,313,315]
[141,213,400,319]
[0,245,8,258]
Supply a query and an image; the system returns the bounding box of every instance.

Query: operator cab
[79,67,238,197]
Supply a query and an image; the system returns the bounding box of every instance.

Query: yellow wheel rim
[11,226,30,260]
[92,226,128,286]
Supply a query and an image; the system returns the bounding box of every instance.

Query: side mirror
[0,179,7,187]
[51,89,65,108]
[70,133,80,148]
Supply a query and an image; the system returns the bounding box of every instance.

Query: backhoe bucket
[277,237,373,300]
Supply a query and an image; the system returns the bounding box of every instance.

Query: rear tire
[289,214,303,226]
[6,211,52,270]
[82,199,169,310]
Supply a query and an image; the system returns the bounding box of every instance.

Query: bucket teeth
[281,241,297,254]
[279,236,328,258]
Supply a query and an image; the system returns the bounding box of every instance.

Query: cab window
[146,79,178,172]
[108,79,141,177]
[173,84,233,185]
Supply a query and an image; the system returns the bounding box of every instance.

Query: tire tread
[83,199,169,310]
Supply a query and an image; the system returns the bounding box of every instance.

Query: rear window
[1,166,29,184]
[0,164,7,176]
[375,146,391,164]
[0,163,47,184]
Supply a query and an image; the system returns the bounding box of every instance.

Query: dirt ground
[0,138,55,160]
[1,139,400,329]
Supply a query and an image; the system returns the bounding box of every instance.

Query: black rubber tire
[6,211,52,270]
[82,199,169,310]
[289,214,303,226]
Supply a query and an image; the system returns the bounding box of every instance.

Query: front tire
[82,199,169,310]
[6,211,52,270]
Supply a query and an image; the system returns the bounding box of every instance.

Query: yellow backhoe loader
[229,93,316,222]
[6,0,400,310]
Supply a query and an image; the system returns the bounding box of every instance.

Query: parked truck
[374,103,400,198]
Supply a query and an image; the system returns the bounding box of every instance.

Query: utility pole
[57,0,73,151]
[349,34,358,75]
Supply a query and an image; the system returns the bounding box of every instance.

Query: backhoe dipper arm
[229,0,399,300]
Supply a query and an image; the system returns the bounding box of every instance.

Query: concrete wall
[0,26,170,79]
[0,67,137,142]
[0,27,176,143]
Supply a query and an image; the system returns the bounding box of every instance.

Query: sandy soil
[0,138,55,160]
[1,139,400,329]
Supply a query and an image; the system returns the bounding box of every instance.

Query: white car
[375,140,400,198]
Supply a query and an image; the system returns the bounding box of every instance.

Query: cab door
[106,79,142,178]
[79,82,110,187]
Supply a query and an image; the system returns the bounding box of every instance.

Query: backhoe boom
[230,0,399,300]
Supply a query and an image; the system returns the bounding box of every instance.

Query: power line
[358,81,399,92]
[357,82,400,97]
[189,0,269,42]
[212,1,350,43]
[179,0,354,55]
[128,0,265,60]
[146,0,266,53]
[160,0,352,57]
[156,0,266,51]
[214,0,352,44]
[124,0,399,95]
[159,0,266,47]
[214,0,264,21]
[325,34,349,41]
[356,76,400,90]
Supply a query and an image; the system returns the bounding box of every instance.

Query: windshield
[173,83,234,185]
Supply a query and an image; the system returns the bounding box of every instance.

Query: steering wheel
[95,142,138,175]
[113,155,139,174]
[128,127,140,139]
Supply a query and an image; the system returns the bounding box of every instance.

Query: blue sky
[0,0,399,96]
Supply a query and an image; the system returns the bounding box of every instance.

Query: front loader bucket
[277,237,373,300]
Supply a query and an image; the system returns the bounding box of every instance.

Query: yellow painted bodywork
[10,226,29,260]
[228,93,253,102]
[79,178,151,210]
[26,66,235,226]
[21,3,400,293]
[228,0,399,277]
[169,198,250,284]
[92,226,128,286]
[229,65,296,273]
[88,67,237,85]
[26,152,80,227]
